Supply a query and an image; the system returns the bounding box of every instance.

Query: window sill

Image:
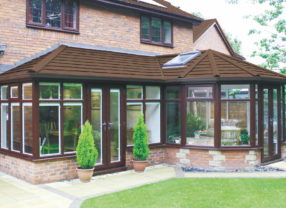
[26,24,80,34]
[140,40,173,48]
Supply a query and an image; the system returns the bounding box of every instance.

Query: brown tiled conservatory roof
[0,45,285,83]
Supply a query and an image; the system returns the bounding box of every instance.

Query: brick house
[0,0,285,184]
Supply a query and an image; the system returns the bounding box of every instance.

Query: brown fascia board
[93,0,202,25]
[212,21,236,57]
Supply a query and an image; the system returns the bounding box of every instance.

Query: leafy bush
[76,121,98,169]
[186,112,206,137]
[133,114,150,161]
[240,129,249,145]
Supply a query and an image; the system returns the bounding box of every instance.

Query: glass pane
[11,104,21,151]
[141,16,150,39]
[63,104,82,153]
[127,103,143,145]
[151,18,161,42]
[221,85,250,99]
[263,89,269,156]
[46,0,62,28]
[39,83,60,100]
[1,105,8,149]
[11,87,18,98]
[39,105,60,155]
[30,0,43,23]
[110,89,120,162]
[255,101,259,146]
[164,21,171,44]
[166,102,181,144]
[221,101,250,146]
[273,89,278,154]
[163,52,201,68]
[146,103,161,143]
[23,105,33,154]
[1,86,8,100]
[63,83,82,99]
[64,0,77,29]
[146,86,160,99]
[186,101,214,146]
[166,86,180,99]
[127,85,143,100]
[91,89,102,164]
[23,83,33,100]
[187,87,213,98]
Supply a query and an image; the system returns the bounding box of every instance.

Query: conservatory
[0,44,285,184]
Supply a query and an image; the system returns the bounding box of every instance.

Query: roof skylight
[138,0,167,8]
[162,51,201,69]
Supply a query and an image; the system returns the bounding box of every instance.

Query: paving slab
[266,160,286,171]
[0,174,72,208]
[185,171,286,178]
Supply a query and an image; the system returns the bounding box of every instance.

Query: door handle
[108,122,113,128]
[102,122,107,130]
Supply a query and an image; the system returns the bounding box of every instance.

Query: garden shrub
[76,121,98,169]
[133,114,150,161]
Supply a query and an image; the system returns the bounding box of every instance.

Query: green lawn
[81,178,286,208]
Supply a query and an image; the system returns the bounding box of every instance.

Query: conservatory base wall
[0,148,263,184]
[0,154,78,184]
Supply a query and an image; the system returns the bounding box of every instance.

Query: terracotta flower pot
[77,167,95,182]
[133,160,148,172]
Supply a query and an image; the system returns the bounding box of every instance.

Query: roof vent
[163,51,201,69]
[137,0,167,8]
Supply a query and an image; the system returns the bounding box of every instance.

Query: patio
[1,163,286,208]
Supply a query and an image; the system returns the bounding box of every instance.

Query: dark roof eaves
[94,0,202,25]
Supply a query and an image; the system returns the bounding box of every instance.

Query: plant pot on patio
[76,121,98,182]
[133,160,148,172]
[77,168,95,182]
[132,114,150,173]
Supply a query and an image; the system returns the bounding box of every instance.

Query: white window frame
[11,103,20,152]
[22,103,33,155]
[1,103,9,149]
[10,86,18,99]
[63,102,83,154]
[126,102,143,146]
[110,89,121,163]
[22,83,33,100]
[39,103,61,157]
[91,88,103,165]
[39,82,61,101]
[63,83,83,100]
[146,102,161,144]
[1,85,8,100]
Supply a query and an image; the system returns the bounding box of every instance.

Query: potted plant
[76,121,98,182]
[132,114,150,172]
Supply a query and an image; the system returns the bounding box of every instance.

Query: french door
[262,86,281,162]
[90,87,125,170]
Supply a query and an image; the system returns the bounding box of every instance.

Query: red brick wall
[0,0,194,66]
[125,148,165,169]
[0,154,78,184]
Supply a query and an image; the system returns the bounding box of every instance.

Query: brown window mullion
[149,17,152,41]
[42,0,46,26]
[61,0,65,30]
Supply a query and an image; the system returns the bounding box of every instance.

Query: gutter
[93,0,202,25]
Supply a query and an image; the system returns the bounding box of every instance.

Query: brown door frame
[89,85,125,171]
[262,85,281,163]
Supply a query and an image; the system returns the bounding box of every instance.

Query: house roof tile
[0,45,285,83]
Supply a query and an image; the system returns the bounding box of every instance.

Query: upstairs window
[141,16,172,46]
[27,0,79,32]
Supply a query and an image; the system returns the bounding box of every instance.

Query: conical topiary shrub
[132,114,150,172]
[76,121,98,182]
